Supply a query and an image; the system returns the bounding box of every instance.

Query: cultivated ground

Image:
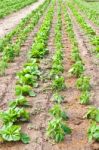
[0,0,99,150]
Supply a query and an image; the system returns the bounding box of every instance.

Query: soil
[0,1,99,150]
[0,0,45,38]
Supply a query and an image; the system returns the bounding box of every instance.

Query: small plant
[0,107,30,124]
[15,85,36,97]
[49,104,68,120]
[76,76,91,91]
[47,118,71,142]
[84,107,99,122]
[80,91,90,105]
[0,123,30,144]
[88,122,99,142]
[9,96,29,108]
[52,76,66,91]
[53,93,64,103]
[17,73,38,87]
[69,61,84,77]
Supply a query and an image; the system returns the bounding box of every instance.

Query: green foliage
[0,123,30,143]
[53,93,64,103]
[85,107,99,122]
[52,76,66,91]
[80,91,90,105]
[0,107,30,124]
[47,118,71,142]
[15,85,36,97]
[88,122,99,142]
[69,61,84,77]
[49,104,68,120]
[76,76,91,91]
[0,123,21,142]
[9,96,28,108]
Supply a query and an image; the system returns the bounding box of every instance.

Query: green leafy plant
[0,123,30,143]
[88,122,99,142]
[52,76,66,91]
[69,61,84,77]
[17,73,38,87]
[49,104,68,120]
[53,93,64,103]
[76,76,91,91]
[47,118,71,142]
[84,106,99,122]
[9,96,29,108]
[80,91,90,105]
[0,107,30,124]
[15,85,36,97]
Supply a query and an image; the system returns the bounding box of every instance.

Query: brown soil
[0,0,45,38]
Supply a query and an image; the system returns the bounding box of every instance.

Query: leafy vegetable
[49,104,68,120]
[47,118,71,142]
[76,76,91,91]
[15,85,36,97]
[69,61,84,77]
[85,106,99,122]
[9,96,29,108]
[52,76,66,91]
[88,122,99,142]
[80,91,90,105]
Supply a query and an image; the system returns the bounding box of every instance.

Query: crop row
[0,0,37,18]
[0,0,55,143]
[47,1,71,143]
[68,2,99,58]
[0,0,51,75]
[73,0,99,26]
[63,2,99,142]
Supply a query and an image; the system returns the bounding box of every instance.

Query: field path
[0,0,44,38]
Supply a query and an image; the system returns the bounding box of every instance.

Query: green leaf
[20,133,30,144]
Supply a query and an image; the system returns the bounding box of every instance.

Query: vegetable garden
[0,0,99,149]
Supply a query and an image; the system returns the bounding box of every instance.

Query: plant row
[73,0,99,26]
[0,0,55,144]
[47,1,71,143]
[63,3,99,142]
[0,0,51,75]
[68,2,99,57]
[0,0,37,18]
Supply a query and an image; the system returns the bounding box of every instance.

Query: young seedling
[76,76,91,91]
[52,76,66,91]
[47,118,71,143]
[53,92,64,103]
[84,106,99,123]
[49,104,68,120]
[69,61,84,77]
[80,91,90,105]
[88,122,99,142]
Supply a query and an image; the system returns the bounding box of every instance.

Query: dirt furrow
[67,7,99,107]
[0,0,45,38]
[0,3,51,108]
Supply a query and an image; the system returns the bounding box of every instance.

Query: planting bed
[0,0,99,150]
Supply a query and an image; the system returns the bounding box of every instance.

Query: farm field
[0,0,99,150]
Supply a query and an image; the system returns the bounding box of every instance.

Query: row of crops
[0,0,37,19]
[67,0,99,58]
[0,0,98,147]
